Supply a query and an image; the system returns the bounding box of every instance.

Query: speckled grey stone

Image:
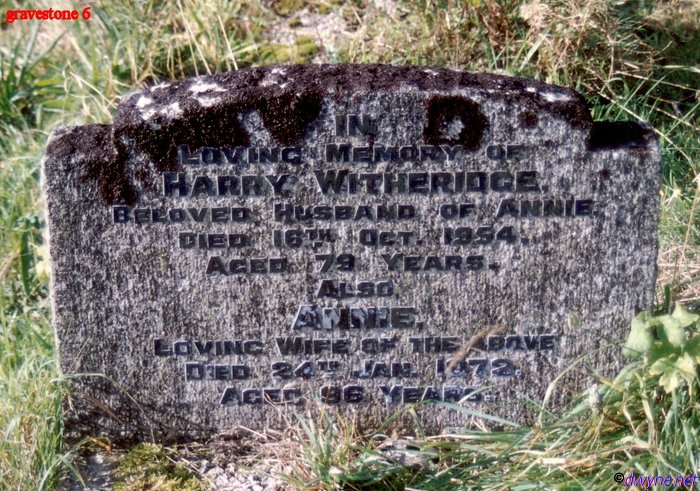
[42,64,660,443]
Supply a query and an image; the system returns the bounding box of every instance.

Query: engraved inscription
[107,111,604,411]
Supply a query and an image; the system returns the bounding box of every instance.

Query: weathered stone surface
[42,64,660,442]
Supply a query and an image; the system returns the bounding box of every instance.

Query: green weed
[114,443,203,491]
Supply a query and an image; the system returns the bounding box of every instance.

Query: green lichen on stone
[270,0,342,17]
[270,0,306,17]
[316,0,345,14]
[289,15,303,28]
[114,443,203,491]
[295,35,321,60]
[260,36,320,63]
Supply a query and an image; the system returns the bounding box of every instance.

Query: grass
[286,308,700,490]
[0,0,697,489]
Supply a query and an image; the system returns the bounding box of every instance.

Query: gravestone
[43,64,660,442]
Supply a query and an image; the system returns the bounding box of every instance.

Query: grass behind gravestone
[0,1,697,489]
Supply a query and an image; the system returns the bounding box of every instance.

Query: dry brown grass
[657,245,700,307]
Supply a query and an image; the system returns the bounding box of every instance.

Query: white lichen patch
[196,96,221,108]
[160,102,183,118]
[136,95,185,121]
[260,71,289,88]
[141,102,183,121]
[422,69,439,76]
[540,91,571,102]
[150,82,171,91]
[447,118,464,139]
[141,102,182,121]
[136,96,153,108]
[189,80,225,94]
[525,87,537,93]
[140,109,156,120]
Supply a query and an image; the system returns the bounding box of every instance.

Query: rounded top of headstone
[45,64,657,208]
[115,63,593,134]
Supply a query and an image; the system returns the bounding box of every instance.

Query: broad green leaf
[659,369,681,393]
[623,314,654,358]
[685,336,700,362]
[658,315,685,347]
[676,353,697,379]
[672,304,700,328]
[647,340,680,367]
[649,355,676,376]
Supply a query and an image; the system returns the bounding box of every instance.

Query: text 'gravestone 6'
[43,64,660,441]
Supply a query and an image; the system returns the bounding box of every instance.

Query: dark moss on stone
[116,64,592,132]
[47,64,622,207]
[259,89,324,146]
[544,99,592,131]
[588,121,655,151]
[423,95,488,150]
[46,124,137,207]
[114,88,323,166]
[519,111,538,128]
[135,167,156,192]
[115,101,252,175]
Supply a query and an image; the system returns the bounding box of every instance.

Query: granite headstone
[42,64,660,442]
